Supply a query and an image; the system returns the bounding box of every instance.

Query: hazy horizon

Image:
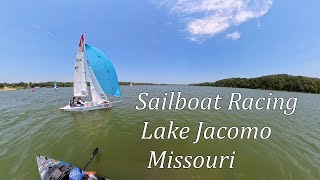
[2,73,320,85]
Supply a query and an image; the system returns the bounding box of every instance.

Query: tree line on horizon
[191,74,320,94]
[0,82,73,89]
[0,81,162,89]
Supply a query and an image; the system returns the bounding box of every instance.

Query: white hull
[60,102,112,112]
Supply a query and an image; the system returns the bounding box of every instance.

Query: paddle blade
[93,147,99,156]
[83,147,99,170]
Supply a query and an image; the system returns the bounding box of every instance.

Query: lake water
[0,86,319,180]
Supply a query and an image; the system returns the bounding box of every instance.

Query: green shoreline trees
[0,81,161,89]
[191,74,320,94]
[2,74,320,94]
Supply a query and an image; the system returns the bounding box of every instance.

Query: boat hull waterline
[60,102,112,112]
[60,100,122,112]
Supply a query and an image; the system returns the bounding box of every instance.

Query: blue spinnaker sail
[85,44,121,97]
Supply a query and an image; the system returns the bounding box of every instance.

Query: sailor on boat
[77,97,85,107]
[70,97,76,108]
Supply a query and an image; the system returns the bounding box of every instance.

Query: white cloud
[156,0,272,41]
[226,31,241,40]
[32,24,40,31]
[47,31,55,38]
[31,24,56,39]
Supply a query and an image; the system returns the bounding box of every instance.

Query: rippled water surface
[0,86,319,180]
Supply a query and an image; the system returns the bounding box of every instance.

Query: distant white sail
[73,34,88,97]
[88,64,109,104]
[53,81,58,89]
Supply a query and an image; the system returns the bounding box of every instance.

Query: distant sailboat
[60,34,121,112]
[130,82,133,86]
[53,81,58,89]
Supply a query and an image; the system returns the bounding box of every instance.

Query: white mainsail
[73,34,88,97]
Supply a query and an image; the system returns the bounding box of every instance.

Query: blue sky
[0,0,319,84]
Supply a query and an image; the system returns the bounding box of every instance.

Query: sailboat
[53,81,58,89]
[60,34,121,112]
[130,82,133,86]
